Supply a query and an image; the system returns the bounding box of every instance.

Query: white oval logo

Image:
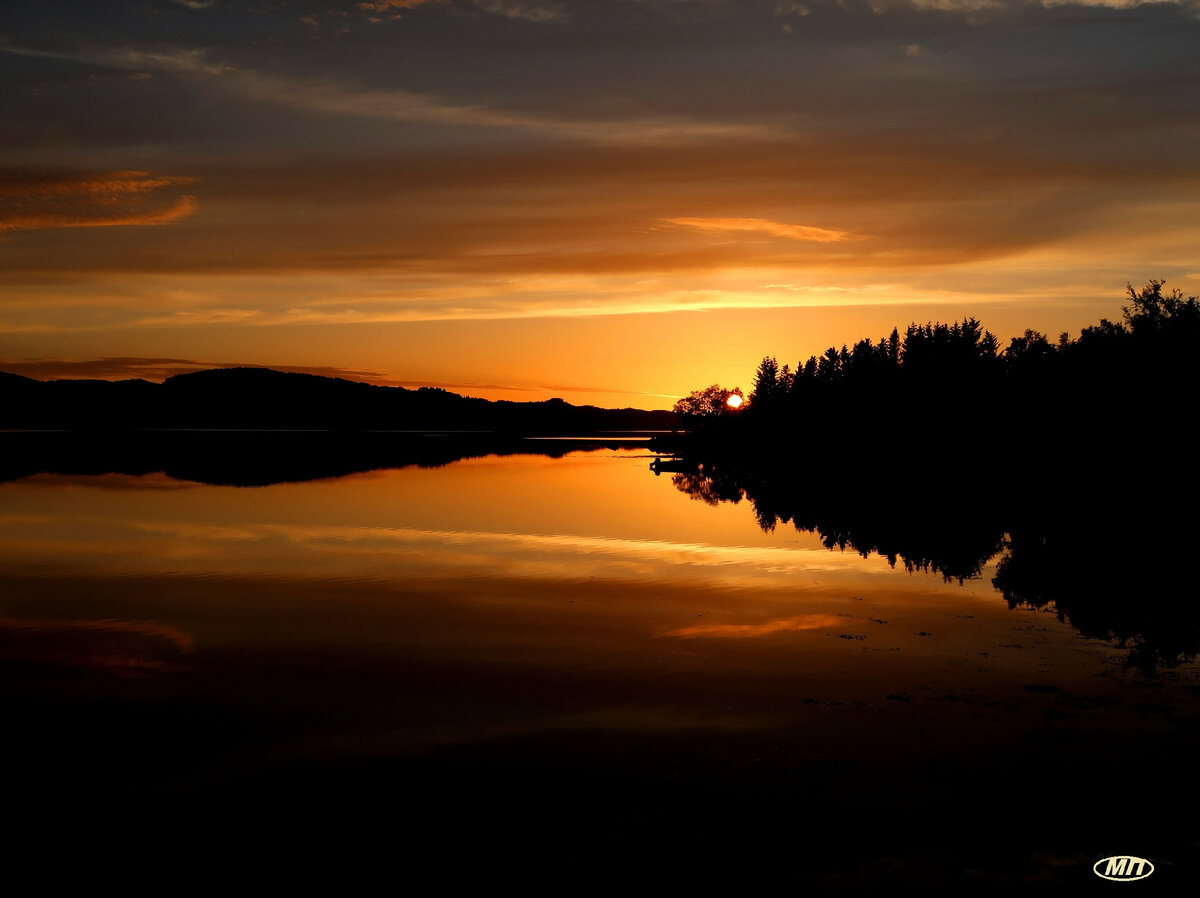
[1093,856,1154,881]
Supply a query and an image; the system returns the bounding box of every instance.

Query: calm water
[3,448,1197,888]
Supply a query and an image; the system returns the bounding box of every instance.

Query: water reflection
[0,430,657,486]
[664,459,1199,670]
[2,450,1198,888]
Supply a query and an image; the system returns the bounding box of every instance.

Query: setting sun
[726,393,743,409]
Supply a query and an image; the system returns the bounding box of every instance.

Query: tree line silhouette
[668,280,1199,482]
[657,280,1200,669]
[741,280,1197,415]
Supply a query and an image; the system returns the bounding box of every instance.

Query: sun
[726,393,743,409]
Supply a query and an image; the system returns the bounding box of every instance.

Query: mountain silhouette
[0,366,677,433]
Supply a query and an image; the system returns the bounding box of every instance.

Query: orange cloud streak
[0,171,197,235]
[664,217,856,243]
[664,614,844,639]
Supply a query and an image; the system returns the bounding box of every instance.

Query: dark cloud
[0,356,397,383]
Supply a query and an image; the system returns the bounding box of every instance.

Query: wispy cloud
[0,195,197,235]
[357,0,442,8]
[353,0,445,18]
[352,0,566,21]
[0,43,232,76]
[772,1,812,16]
[534,382,680,398]
[472,0,568,21]
[663,217,857,243]
[0,42,778,143]
[663,614,844,639]
[0,356,398,383]
[0,170,197,236]
[229,69,778,142]
[898,0,1191,9]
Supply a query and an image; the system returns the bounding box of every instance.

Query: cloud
[226,68,777,143]
[353,0,442,20]
[14,40,517,127]
[0,43,232,76]
[899,0,1191,8]
[346,0,1199,20]
[664,614,845,638]
[1,41,775,143]
[663,217,857,243]
[0,356,399,383]
[472,0,568,21]
[0,170,197,236]
[0,196,198,235]
[1,129,1192,296]
[355,0,445,9]
[0,170,192,199]
[534,382,680,398]
[348,0,566,23]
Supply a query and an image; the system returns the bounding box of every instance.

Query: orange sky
[3,1,1198,408]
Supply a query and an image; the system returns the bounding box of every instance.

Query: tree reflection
[2,431,656,487]
[994,525,1200,673]
[662,462,1198,670]
[667,462,1005,583]
[666,465,744,507]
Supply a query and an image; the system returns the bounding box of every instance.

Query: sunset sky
[3,0,1198,408]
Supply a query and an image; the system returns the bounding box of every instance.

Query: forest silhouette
[658,281,1200,669]
[669,280,1197,480]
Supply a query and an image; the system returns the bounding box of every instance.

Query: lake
[3,445,1197,889]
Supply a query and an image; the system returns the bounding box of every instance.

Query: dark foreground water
[2,448,1197,891]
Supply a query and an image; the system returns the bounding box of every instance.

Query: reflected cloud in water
[663,613,843,639]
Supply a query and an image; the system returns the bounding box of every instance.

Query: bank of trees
[671,280,1199,475]
[728,280,1197,426]
[662,280,1200,670]
[745,317,1003,414]
[672,384,744,425]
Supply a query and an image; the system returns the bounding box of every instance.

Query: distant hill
[0,366,678,433]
